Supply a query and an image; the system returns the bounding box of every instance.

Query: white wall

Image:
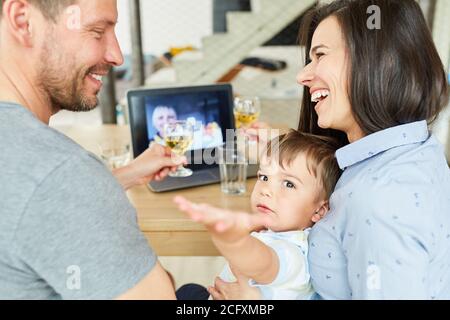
[116,0,213,57]
[431,0,450,159]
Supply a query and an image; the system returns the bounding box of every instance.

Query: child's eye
[283,180,296,189]
[258,174,268,182]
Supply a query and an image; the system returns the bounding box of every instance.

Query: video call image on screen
[145,92,224,151]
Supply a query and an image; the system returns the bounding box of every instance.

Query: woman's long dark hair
[298,0,449,147]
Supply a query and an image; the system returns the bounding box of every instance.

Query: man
[0,0,181,299]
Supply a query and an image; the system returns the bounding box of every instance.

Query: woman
[295,0,449,300]
[183,0,450,300]
[152,105,178,144]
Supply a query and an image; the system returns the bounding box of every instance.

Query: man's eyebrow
[309,44,329,59]
[85,19,118,28]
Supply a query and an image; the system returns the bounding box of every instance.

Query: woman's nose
[297,62,315,87]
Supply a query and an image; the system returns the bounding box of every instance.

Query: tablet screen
[128,84,234,166]
[144,92,225,151]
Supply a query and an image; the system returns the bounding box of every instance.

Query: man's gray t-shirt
[0,102,156,299]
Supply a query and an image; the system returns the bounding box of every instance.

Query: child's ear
[311,201,330,223]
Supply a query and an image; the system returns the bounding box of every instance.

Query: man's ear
[3,0,34,47]
[311,201,330,223]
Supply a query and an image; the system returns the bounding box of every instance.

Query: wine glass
[233,96,261,129]
[164,120,194,178]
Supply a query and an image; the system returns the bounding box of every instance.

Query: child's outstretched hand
[174,196,272,244]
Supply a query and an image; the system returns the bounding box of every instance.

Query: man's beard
[37,40,110,113]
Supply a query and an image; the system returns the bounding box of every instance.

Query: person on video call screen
[151,105,178,144]
[149,103,224,151]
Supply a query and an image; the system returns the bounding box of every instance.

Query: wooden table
[129,179,256,256]
[53,125,256,256]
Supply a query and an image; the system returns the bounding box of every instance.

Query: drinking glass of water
[218,138,248,195]
[98,139,131,170]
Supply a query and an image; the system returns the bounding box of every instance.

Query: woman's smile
[314,96,329,113]
[311,88,330,113]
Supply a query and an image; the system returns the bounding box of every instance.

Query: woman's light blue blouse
[309,121,450,300]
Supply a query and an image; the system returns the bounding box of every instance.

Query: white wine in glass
[234,97,261,129]
[164,121,194,178]
[165,136,193,156]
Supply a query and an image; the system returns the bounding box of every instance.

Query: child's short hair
[265,130,342,199]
